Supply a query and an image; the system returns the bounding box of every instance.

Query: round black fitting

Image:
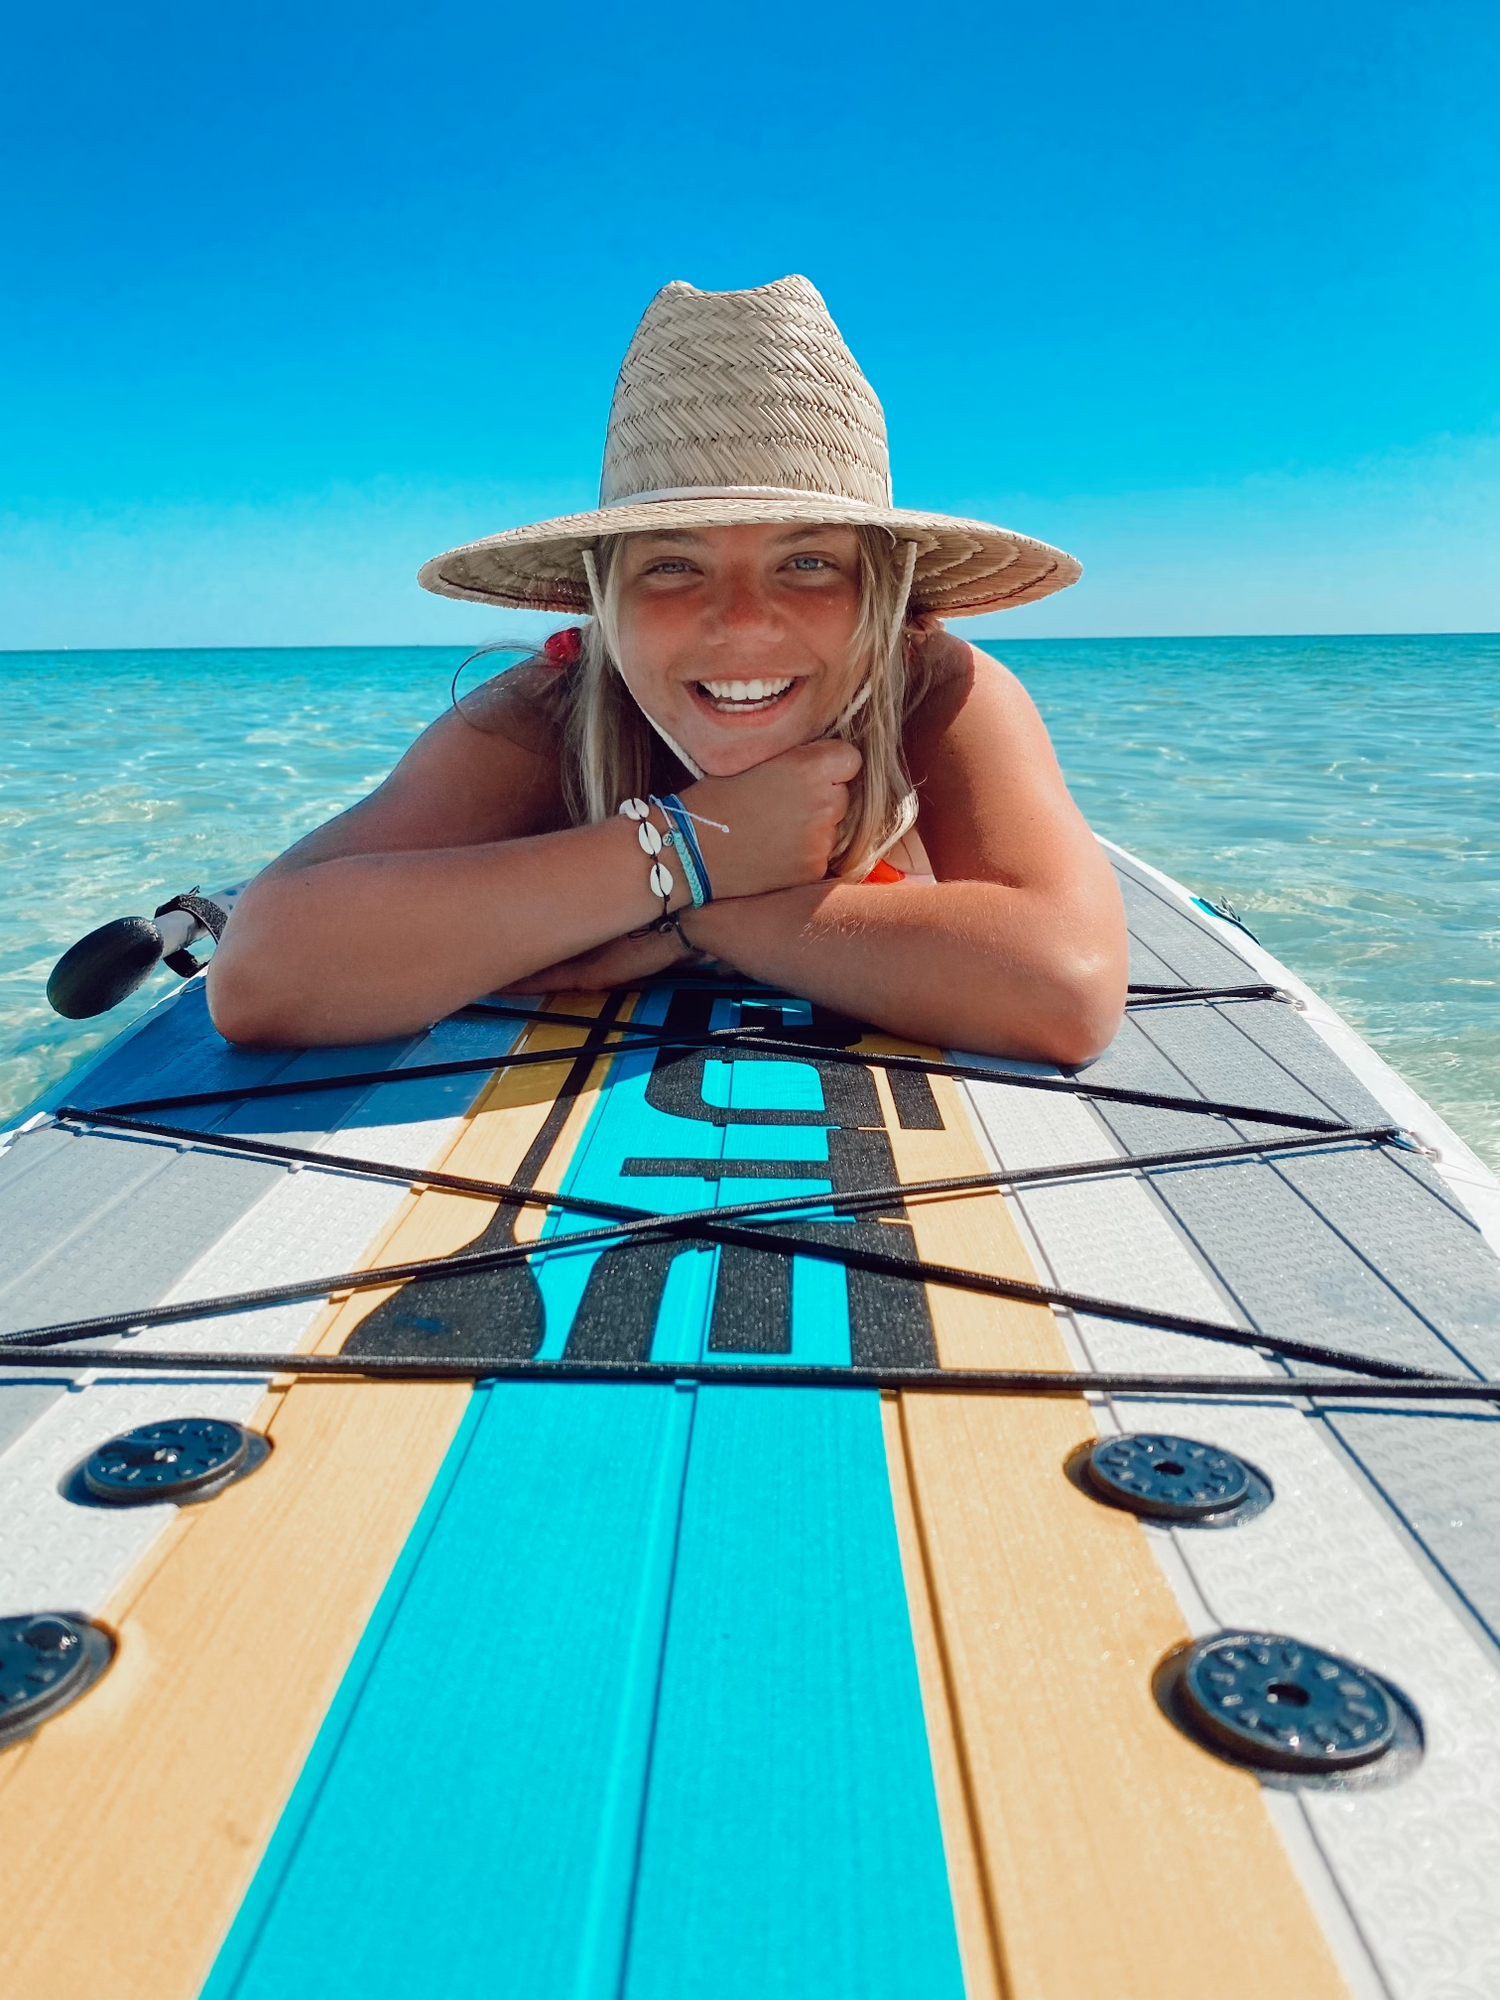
[0,1614,114,1746]
[1084,1432,1263,1523]
[46,916,165,1019]
[82,1417,265,1505]
[1172,1631,1400,1775]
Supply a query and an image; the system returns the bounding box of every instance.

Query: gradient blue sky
[3,0,1497,646]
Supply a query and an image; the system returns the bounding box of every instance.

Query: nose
[702,564,781,642]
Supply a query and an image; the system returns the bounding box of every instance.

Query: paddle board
[1,844,1498,2000]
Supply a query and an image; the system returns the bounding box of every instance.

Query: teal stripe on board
[621,1383,965,2000]
[203,1379,693,1999]
[201,991,964,1999]
[198,1383,497,2000]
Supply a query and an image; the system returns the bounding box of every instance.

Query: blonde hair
[562,526,924,877]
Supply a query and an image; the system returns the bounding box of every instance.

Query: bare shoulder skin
[209,524,1125,1062]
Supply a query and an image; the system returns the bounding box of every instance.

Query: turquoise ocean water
[2,637,1496,1168]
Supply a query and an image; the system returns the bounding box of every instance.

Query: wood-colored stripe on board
[861,1039,1351,2000]
[0,1000,623,2000]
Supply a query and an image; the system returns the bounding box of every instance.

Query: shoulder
[903,633,1038,748]
[354,658,572,845]
[457,657,578,756]
[899,636,1108,897]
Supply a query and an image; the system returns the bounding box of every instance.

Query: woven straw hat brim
[417,496,1081,619]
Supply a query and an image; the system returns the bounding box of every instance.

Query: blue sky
[3,0,1496,646]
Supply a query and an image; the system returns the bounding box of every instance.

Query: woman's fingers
[684,739,864,898]
[816,738,863,783]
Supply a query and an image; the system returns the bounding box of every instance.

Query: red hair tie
[542,627,583,667]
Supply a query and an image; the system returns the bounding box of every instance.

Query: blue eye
[788,556,831,571]
[647,559,694,574]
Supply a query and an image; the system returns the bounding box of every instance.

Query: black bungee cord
[80,1009,1361,1136]
[60,1104,1402,1221]
[14,979,1464,1398]
[15,1106,1434,1386]
[0,1347,1492,1404]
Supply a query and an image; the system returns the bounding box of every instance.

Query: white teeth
[700,677,794,704]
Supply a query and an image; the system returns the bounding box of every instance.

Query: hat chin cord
[579,536,918,814]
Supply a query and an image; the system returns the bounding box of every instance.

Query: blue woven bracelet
[665,828,708,909]
[660,795,713,905]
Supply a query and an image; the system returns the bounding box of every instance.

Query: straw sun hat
[418,275,1081,618]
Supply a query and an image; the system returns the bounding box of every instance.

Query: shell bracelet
[618,795,727,941]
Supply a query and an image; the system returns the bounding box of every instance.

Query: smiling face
[610,522,868,776]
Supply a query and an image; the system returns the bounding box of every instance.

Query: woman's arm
[206,703,653,1044]
[206,676,857,1046]
[688,640,1126,1064]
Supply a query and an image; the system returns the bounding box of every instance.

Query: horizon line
[4,629,1499,656]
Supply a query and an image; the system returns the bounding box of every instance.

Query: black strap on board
[0,1347,1491,1404]
[153,890,229,943]
[81,1018,1359,1135]
[20,975,1448,1390]
[20,1103,1434,1384]
[152,890,230,978]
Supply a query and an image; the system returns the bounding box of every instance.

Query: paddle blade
[47,917,165,1019]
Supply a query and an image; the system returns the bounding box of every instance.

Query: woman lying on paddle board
[208,277,1126,1063]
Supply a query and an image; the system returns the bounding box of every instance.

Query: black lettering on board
[354,986,939,1367]
[569,992,939,1367]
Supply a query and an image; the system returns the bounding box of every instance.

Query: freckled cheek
[793,611,862,689]
[617,595,703,672]
[789,591,860,651]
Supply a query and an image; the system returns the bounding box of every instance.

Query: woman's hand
[676,740,861,900]
[500,739,861,993]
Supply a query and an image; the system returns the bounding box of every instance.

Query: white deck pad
[955,851,1500,2000]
